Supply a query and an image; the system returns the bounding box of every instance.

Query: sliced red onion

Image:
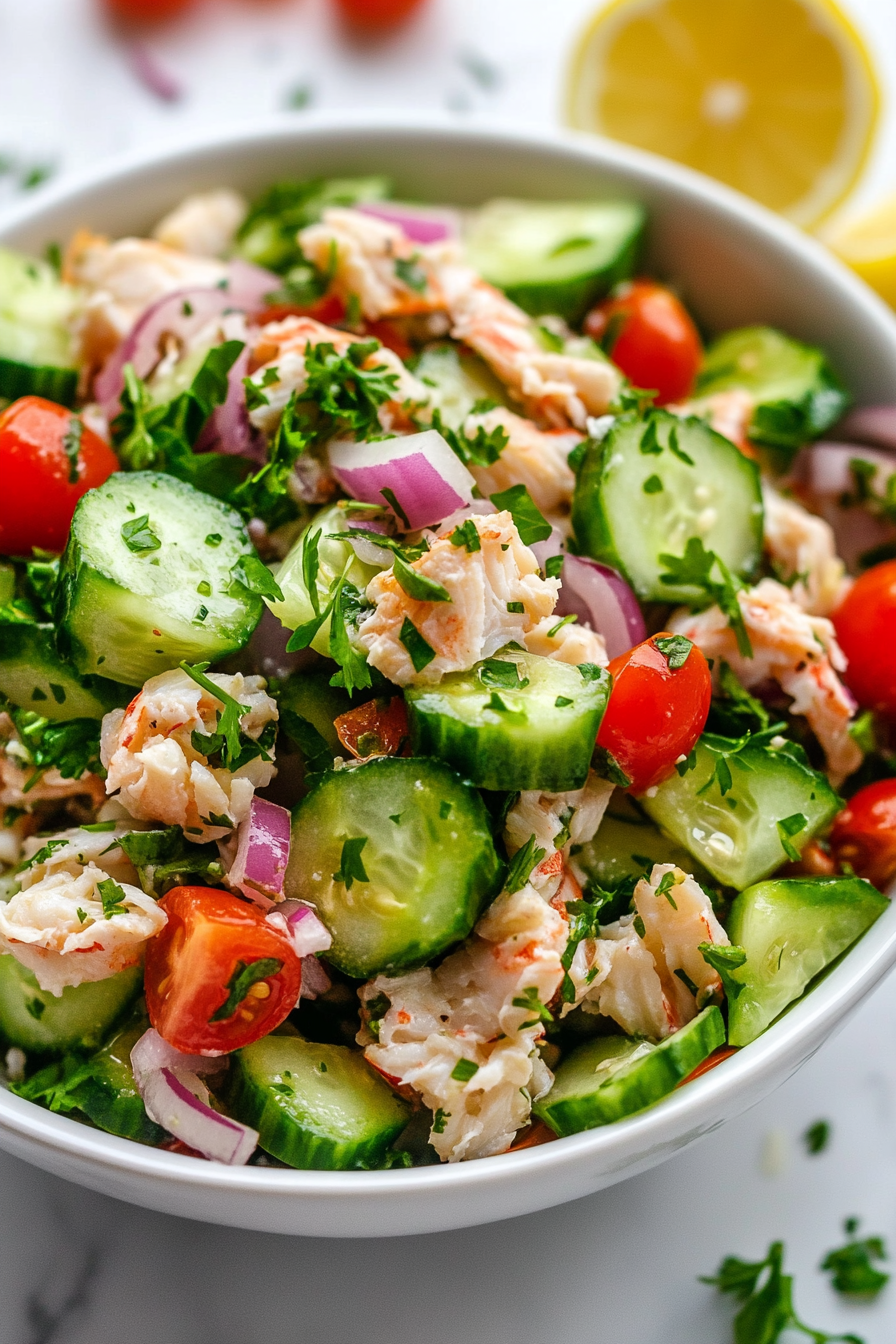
[144,1067,257,1165]
[831,405,896,452]
[226,258,281,312]
[131,1027,227,1082]
[791,441,896,569]
[329,430,475,531]
[530,524,566,572]
[195,342,265,462]
[268,900,333,957]
[555,556,646,660]
[225,798,291,909]
[357,201,460,244]
[127,42,183,103]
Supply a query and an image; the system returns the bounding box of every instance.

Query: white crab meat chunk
[762,483,847,617]
[65,230,230,371]
[362,883,567,1161]
[504,771,615,883]
[0,866,166,996]
[358,510,560,686]
[18,825,142,891]
[671,388,755,451]
[101,668,278,844]
[462,407,580,517]
[0,713,105,811]
[152,189,248,258]
[669,577,860,786]
[524,615,609,667]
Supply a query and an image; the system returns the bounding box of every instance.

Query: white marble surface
[2,0,896,1338]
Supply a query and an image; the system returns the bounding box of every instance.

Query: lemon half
[565,0,880,228]
[821,194,896,308]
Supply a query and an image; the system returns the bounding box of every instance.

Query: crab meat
[631,864,729,1023]
[18,825,142,891]
[762,483,848,616]
[669,578,860,785]
[101,668,278,843]
[298,207,446,319]
[152,189,248,258]
[524,615,609,667]
[460,407,580,517]
[0,866,166,996]
[362,882,566,1162]
[504,771,614,880]
[358,510,559,686]
[672,388,755,454]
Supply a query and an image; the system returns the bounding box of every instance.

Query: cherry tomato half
[333,0,426,29]
[830,779,896,892]
[832,560,896,718]
[596,633,712,794]
[103,0,196,21]
[334,696,409,760]
[0,397,117,557]
[584,280,702,406]
[145,887,302,1055]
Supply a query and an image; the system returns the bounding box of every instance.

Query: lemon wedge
[821,194,896,308]
[565,0,880,228]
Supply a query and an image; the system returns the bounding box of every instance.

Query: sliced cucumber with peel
[464,198,645,322]
[640,737,840,889]
[0,623,127,720]
[405,649,610,792]
[55,471,263,686]
[572,411,763,602]
[726,876,888,1046]
[0,955,143,1054]
[0,247,78,406]
[572,792,714,890]
[535,1006,725,1136]
[286,756,502,978]
[695,326,849,458]
[413,342,510,428]
[229,1035,410,1169]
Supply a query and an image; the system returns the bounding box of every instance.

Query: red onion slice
[831,405,896,453]
[555,555,646,660]
[195,342,265,462]
[357,201,460,244]
[131,1027,226,1081]
[329,430,476,531]
[268,900,333,957]
[791,441,896,570]
[225,798,291,909]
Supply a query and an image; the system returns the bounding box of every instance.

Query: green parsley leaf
[555,695,573,708]
[479,658,529,690]
[506,833,547,894]
[80,820,118,833]
[179,661,249,769]
[821,1220,889,1300]
[659,537,752,658]
[507,601,525,614]
[655,870,678,908]
[668,424,695,465]
[643,473,663,494]
[544,554,564,579]
[489,483,552,545]
[654,635,693,670]
[6,710,103,794]
[777,812,808,862]
[392,552,451,603]
[333,836,369,890]
[209,956,283,1022]
[395,255,428,293]
[699,941,747,1002]
[428,408,508,468]
[75,908,88,925]
[380,486,411,530]
[120,514,161,555]
[328,580,373,695]
[62,416,83,484]
[511,985,553,1028]
[803,1119,831,1155]
[449,519,482,553]
[639,418,663,455]
[26,997,46,1021]
[230,553,284,603]
[450,1058,480,1083]
[591,744,633,789]
[577,663,606,683]
[97,877,129,919]
[279,709,333,775]
[399,617,436,673]
[432,1108,450,1134]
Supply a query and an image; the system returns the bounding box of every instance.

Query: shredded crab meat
[0,713,105,811]
[100,668,278,843]
[64,230,230,372]
[358,510,559,686]
[18,825,143,891]
[762,483,848,616]
[672,389,755,454]
[524,614,609,667]
[361,882,566,1162]
[0,865,166,996]
[669,578,861,785]
[504,772,614,875]
[298,207,446,319]
[463,406,580,517]
[152,189,248,258]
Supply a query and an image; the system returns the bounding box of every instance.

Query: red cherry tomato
[832,561,896,717]
[829,779,896,892]
[254,293,347,328]
[584,279,702,405]
[0,397,118,557]
[103,0,196,21]
[333,0,426,29]
[144,887,302,1055]
[596,633,712,793]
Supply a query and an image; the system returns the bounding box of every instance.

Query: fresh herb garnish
[120,514,161,555]
[591,744,633,789]
[821,1220,889,1300]
[643,473,663,494]
[654,635,693,670]
[511,985,553,1029]
[97,877,129,919]
[230,553,284,603]
[505,833,546,894]
[432,1108,450,1134]
[429,407,509,468]
[699,941,747,1001]
[479,658,529,690]
[489,483,552,545]
[398,617,436,673]
[179,661,249,769]
[544,554,564,579]
[392,552,451,603]
[655,870,678,908]
[209,957,283,1022]
[395,255,428,293]
[4,708,103,793]
[450,1058,480,1083]
[380,486,410,530]
[659,536,752,658]
[804,1119,831,1155]
[449,519,482,553]
[777,812,808,862]
[333,836,369,889]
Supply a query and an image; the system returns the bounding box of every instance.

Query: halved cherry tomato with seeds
[144,886,302,1055]
[830,779,896,892]
[596,633,712,794]
[335,696,409,760]
[584,279,702,406]
[832,560,896,717]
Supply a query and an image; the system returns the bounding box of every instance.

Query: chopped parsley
[395,255,428,293]
[209,957,283,1022]
[479,658,529,690]
[230,553,284,603]
[489,483,552,545]
[699,941,746,1001]
[777,812,808,862]
[655,870,678,908]
[449,519,482,553]
[380,486,411,530]
[432,1108,450,1134]
[544,554,564,579]
[821,1220,890,1300]
[643,473,663,494]
[659,536,752,658]
[450,1058,480,1083]
[429,408,508,468]
[653,635,693,670]
[511,985,553,1028]
[120,514,161,555]
[392,553,451,603]
[333,836,369,890]
[505,833,546,894]
[555,695,573,708]
[398,617,436,673]
[4,708,103,793]
[591,744,633,789]
[25,998,46,1021]
[803,1119,832,1155]
[62,416,83,484]
[96,877,129,919]
[179,661,249,769]
[507,601,525,614]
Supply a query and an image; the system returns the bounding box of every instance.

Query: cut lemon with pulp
[565,0,880,228]
[821,194,896,308]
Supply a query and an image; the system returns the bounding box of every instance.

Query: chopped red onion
[555,556,646,660]
[269,900,333,957]
[791,441,896,569]
[195,342,265,462]
[226,798,291,909]
[832,405,896,452]
[131,1027,226,1082]
[329,430,475,531]
[226,259,281,312]
[356,201,460,244]
[127,42,183,104]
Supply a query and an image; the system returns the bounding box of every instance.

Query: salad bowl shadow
[1,113,895,1238]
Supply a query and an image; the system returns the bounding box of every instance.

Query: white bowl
[2,114,895,1238]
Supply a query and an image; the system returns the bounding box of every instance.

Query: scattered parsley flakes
[643,473,663,494]
[25,997,45,1021]
[432,1108,450,1134]
[205,533,222,547]
[547,614,577,638]
[803,1119,832,1155]
[489,483,551,545]
[777,812,808,862]
[699,941,746,1001]
[674,967,699,997]
[591,744,633,789]
[399,617,436,673]
[478,658,528,690]
[450,1058,480,1083]
[429,408,508,468]
[654,634,693,670]
[380,486,411,530]
[506,601,525,614]
[333,836,369,890]
[392,552,451,603]
[209,956,283,1023]
[179,661,249,769]
[821,1220,890,1300]
[62,416,83,484]
[395,255,428,293]
[75,907,88,925]
[555,695,573,708]
[97,877,129,919]
[505,833,546,894]
[81,821,117,833]
[577,663,605,683]
[658,536,752,658]
[511,985,553,1029]
[655,870,678,908]
[639,418,662,455]
[449,519,482,553]
[120,513,161,555]
[230,553,284,603]
[544,554,564,579]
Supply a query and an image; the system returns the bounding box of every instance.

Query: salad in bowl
[0,164,894,1177]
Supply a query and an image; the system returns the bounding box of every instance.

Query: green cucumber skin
[572,412,764,602]
[286,757,503,979]
[641,739,841,889]
[536,1006,725,1136]
[277,669,352,754]
[0,623,128,720]
[726,877,888,1047]
[0,357,77,408]
[0,246,77,371]
[572,796,714,889]
[0,956,143,1054]
[55,471,262,686]
[230,1036,409,1170]
[66,1015,166,1144]
[412,343,510,428]
[406,652,611,793]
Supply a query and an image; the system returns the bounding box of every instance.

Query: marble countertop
[1,1,896,1339]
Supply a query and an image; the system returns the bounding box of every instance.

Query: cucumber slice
[572,411,764,602]
[0,246,77,379]
[640,737,841,889]
[265,503,384,657]
[464,199,645,323]
[0,623,127,720]
[726,876,888,1046]
[55,472,263,686]
[572,792,713,889]
[405,649,610,792]
[277,668,352,755]
[696,326,849,456]
[0,357,77,408]
[0,956,142,1054]
[286,756,502,978]
[413,342,510,429]
[229,1034,409,1169]
[535,1005,725,1135]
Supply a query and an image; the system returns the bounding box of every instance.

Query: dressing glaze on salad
[0,176,894,1170]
